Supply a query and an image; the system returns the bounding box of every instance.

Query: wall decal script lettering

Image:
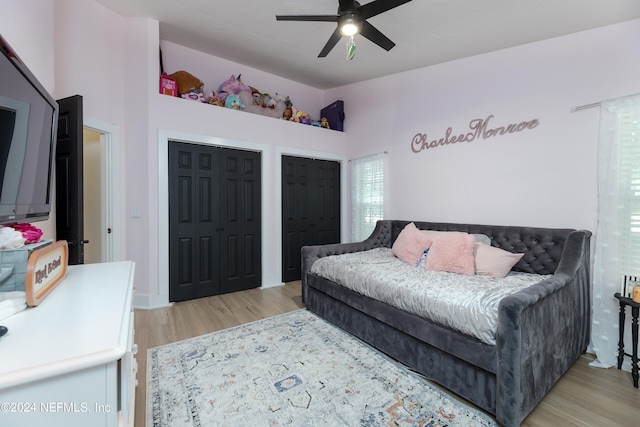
[411,115,539,153]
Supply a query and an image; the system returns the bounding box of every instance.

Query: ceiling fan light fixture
[276,0,413,57]
[339,13,361,37]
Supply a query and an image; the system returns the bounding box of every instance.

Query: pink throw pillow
[425,232,475,275]
[474,242,524,277]
[392,222,433,266]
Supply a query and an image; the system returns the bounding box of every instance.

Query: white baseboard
[134,280,286,310]
[260,281,284,289]
[134,293,173,310]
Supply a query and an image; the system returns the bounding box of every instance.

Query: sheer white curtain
[591,93,640,368]
[351,153,385,242]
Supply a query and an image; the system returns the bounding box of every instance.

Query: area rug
[147,309,498,427]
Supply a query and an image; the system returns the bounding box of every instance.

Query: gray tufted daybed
[301,220,591,427]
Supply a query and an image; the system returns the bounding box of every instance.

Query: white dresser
[0,261,137,427]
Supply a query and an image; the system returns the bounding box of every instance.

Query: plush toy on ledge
[224,94,244,110]
[239,90,286,119]
[172,72,332,128]
[182,90,205,102]
[216,74,252,101]
[169,70,205,96]
[214,75,288,119]
[208,92,224,107]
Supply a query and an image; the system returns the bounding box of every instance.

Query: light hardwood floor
[134,281,639,427]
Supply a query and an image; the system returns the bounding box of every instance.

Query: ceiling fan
[276,0,413,59]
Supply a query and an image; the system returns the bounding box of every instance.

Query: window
[351,153,385,242]
[591,93,640,368]
[616,105,640,278]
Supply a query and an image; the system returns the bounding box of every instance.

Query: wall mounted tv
[0,33,58,225]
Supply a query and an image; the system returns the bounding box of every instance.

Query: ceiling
[94,0,640,90]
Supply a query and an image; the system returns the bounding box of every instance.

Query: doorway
[83,128,103,263]
[56,96,117,264]
[77,125,117,264]
[82,120,120,263]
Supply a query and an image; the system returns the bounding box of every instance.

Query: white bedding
[310,247,550,345]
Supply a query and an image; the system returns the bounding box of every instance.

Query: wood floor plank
[133,281,640,427]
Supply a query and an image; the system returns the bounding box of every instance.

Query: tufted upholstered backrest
[374,220,577,275]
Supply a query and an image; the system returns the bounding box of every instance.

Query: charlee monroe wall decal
[411,114,539,153]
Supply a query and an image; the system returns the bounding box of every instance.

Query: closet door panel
[219,148,262,294]
[169,141,220,302]
[281,156,341,282]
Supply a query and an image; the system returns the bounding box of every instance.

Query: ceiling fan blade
[360,21,395,51]
[318,28,343,57]
[276,15,338,22]
[360,0,413,19]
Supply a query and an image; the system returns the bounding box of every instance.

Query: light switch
[130,207,141,218]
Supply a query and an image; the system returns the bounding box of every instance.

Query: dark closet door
[282,156,340,282]
[168,141,261,302]
[311,159,341,245]
[218,147,262,294]
[169,141,219,302]
[55,95,86,265]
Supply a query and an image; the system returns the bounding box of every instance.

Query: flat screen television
[0,33,58,225]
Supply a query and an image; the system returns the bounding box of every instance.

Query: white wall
[327,19,640,234]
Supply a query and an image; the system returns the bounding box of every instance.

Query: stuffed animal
[282,105,293,121]
[224,94,244,110]
[289,107,300,122]
[272,93,287,103]
[217,74,252,101]
[261,94,276,109]
[208,92,224,107]
[295,110,311,125]
[282,96,293,120]
[238,91,285,118]
[182,89,205,102]
[169,70,204,95]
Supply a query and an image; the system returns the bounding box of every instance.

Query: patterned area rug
[147,309,498,427]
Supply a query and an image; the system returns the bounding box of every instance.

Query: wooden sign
[25,240,68,306]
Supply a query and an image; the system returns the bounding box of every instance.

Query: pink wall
[2,0,344,305]
[326,19,640,233]
[1,0,56,238]
[159,41,327,119]
[5,0,640,306]
[47,0,348,305]
[54,0,126,125]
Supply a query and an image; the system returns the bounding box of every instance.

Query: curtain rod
[349,151,388,162]
[570,102,601,113]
